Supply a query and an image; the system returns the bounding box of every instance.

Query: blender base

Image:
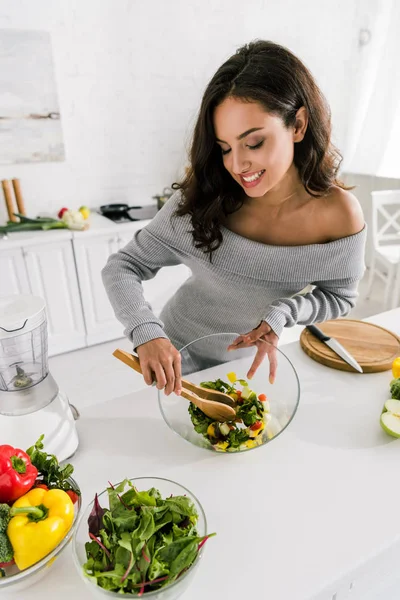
[0,390,79,462]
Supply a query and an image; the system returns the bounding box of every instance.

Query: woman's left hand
[227,321,279,382]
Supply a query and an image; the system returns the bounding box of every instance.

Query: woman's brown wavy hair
[173,40,349,256]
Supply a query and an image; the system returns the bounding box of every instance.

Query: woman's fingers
[136,339,181,395]
[267,343,278,384]
[173,354,182,395]
[228,335,256,350]
[245,331,279,381]
[152,363,167,390]
[227,334,249,350]
[141,362,155,386]
[228,322,272,351]
[246,341,269,379]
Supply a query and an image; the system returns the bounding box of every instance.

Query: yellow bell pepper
[227,371,237,383]
[7,487,74,570]
[392,357,400,379]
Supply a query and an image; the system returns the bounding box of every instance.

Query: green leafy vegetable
[26,435,80,495]
[200,378,235,394]
[83,480,215,595]
[0,214,67,234]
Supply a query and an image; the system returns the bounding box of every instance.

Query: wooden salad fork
[113,348,237,422]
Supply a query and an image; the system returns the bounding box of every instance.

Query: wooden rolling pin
[1,179,18,222]
[12,178,26,216]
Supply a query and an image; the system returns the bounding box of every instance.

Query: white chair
[365,190,400,310]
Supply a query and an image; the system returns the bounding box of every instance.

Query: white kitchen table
[4,309,400,600]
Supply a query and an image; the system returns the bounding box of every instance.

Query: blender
[0,294,79,461]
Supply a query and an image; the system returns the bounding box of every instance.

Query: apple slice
[380,399,400,438]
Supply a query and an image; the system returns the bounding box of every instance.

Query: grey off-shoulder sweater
[102,191,366,363]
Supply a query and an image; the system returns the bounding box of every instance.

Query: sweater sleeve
[101,226,182,349]
[263,276,362,338]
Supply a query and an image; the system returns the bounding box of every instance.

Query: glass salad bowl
[0,477,82,594]
[72,477,208,599]
[158,333,300,453]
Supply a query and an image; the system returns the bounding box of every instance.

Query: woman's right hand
[136,338,182,396]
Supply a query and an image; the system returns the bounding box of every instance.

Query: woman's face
[213,97,298,198]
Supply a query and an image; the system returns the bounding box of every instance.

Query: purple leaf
[88,493,106,536]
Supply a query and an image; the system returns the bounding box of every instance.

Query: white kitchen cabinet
[0,214,190,354]
[0,247,31,296]
[22,240,86,356]
[73,233,123,345]
[73,228,190,345]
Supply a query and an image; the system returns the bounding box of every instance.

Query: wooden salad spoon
[113,349,237,422]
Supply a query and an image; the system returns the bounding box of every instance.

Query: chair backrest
[371,190,400,249]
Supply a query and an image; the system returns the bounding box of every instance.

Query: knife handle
[306,325,330,342]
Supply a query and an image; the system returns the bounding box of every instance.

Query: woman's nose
[231,150,250,175]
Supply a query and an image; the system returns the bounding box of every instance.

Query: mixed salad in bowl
[188,371,271,452]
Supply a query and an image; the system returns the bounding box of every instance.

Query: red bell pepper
[0,445,38,503]
[250,421,263,431]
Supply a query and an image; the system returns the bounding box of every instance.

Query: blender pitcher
[0,295,58,415]
[0,295,79,460]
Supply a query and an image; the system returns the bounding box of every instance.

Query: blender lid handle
[0,319,28,333]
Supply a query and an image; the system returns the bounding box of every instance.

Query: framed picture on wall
[0,29,65,164]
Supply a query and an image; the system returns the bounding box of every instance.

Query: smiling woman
[102,40,366,395]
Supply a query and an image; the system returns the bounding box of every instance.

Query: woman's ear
[293,106,308,142]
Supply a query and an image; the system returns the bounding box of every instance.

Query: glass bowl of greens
[158,332,300,453]
[0,477,82,594]
[72,477,211,599]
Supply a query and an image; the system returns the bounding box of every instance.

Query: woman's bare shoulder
[320,186,365,241]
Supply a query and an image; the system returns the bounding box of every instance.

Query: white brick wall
[0,0,360,221]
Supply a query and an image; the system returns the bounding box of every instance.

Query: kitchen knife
[306,324,363,373]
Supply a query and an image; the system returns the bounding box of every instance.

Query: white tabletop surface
[4,309,400,600]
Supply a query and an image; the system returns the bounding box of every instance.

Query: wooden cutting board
[300,319,400,373]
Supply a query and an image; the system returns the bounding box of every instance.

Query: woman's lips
[239,169,266,188]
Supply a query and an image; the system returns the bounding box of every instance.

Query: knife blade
[306,324,363,373]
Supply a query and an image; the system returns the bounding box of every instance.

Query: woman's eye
[247,140,264,150]
[221,148,231,156]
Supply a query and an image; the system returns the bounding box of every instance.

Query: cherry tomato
[66,490,79,504]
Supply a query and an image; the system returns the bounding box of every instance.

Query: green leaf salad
[82,480,214,596]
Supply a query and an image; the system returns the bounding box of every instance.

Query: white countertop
[4,310,400,600]
[0,212,152,249]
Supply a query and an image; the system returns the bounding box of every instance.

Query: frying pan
[100,203,136,217]
[100,203,159,221]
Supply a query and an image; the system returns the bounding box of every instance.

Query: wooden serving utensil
[2,180,18,222]
[113,348,237,422]
[11,179,26,216]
